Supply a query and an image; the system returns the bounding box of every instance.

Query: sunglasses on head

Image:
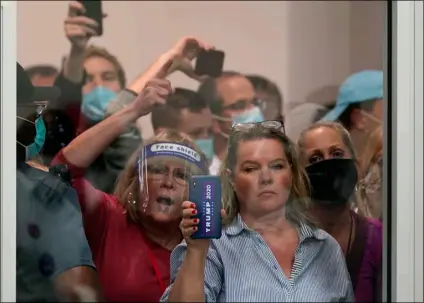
[231,120,286,134]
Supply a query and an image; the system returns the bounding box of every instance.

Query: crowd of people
[16,2,384,302]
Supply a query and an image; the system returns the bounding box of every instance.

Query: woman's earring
[127,192,136,204]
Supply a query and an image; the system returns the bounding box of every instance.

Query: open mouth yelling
[156,196,174,206]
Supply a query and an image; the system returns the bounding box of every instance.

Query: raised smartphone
[189,175,222,239]
[194,49,225,78]
[77,0,103,36]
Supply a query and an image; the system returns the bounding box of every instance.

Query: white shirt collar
[209,154,221,175]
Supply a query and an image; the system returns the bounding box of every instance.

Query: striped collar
[225,213,327,242]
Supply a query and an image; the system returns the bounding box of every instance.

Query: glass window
[2,1,422,302]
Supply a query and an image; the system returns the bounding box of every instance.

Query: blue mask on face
[232,106,264,125]
[17,116,46,160]
[195,137,214,160]
[82,86,117,122]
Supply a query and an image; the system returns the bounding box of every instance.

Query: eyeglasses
[145,164,192,187]
[231,120,286,134]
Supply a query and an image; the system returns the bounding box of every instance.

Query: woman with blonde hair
[51,62,210,301]
[356,126,383,219]
[161,121,353,302]
[297,121,382,302]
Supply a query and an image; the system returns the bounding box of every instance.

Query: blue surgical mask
[232,106,264,125]
[195,138,214,160]
[82,86,117,122]
[213,106,265,138]
[17,115,46,160]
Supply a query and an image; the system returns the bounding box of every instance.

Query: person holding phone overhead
[60,1,215,194]
[161,121,354,302]
[51,45,212,302]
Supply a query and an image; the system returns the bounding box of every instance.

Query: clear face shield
[135,142,210,220]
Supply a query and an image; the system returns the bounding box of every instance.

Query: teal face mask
[17,115,46,160]
[82,86,117,122]
[232,106,264,125]
[195,138,214,160]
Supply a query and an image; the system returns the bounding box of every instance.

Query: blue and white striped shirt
[161,215,354,302]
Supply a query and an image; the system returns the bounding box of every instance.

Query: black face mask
[305,158,358,207]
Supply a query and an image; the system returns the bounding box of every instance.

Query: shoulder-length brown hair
[220,124,314,227]
[114,130,203,224]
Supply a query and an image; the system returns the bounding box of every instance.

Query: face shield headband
[136,142,210,196]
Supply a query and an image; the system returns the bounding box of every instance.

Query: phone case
[78,0,103,36]
[189,175,222,239]
[194,50,225,78]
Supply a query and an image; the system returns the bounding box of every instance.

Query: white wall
[17,0,385,138]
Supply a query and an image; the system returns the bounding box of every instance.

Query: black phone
[194,49,225,78]
[78,0,103,36]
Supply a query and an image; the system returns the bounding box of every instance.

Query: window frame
[1,1,17,301]
[389,1,423,302]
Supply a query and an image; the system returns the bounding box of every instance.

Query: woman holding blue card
[162,121,354,302]
[51,37,212,303]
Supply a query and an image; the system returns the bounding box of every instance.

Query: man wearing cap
[321,70,383,155]
[16,62,103,302]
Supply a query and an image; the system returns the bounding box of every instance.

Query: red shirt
[52,151,171,302]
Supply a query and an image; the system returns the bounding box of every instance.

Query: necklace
[346,212,354,254]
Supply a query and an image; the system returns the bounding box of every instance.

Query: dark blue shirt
[16,163,95,302]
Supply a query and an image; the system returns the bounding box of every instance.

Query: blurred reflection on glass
[25,64,59,87]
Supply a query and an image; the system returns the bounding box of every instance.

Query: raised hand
[179,200,226,252]
[165,36,215,82]
[130,60,173,117]
[64,1,102,50]
[180,201,211,251]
